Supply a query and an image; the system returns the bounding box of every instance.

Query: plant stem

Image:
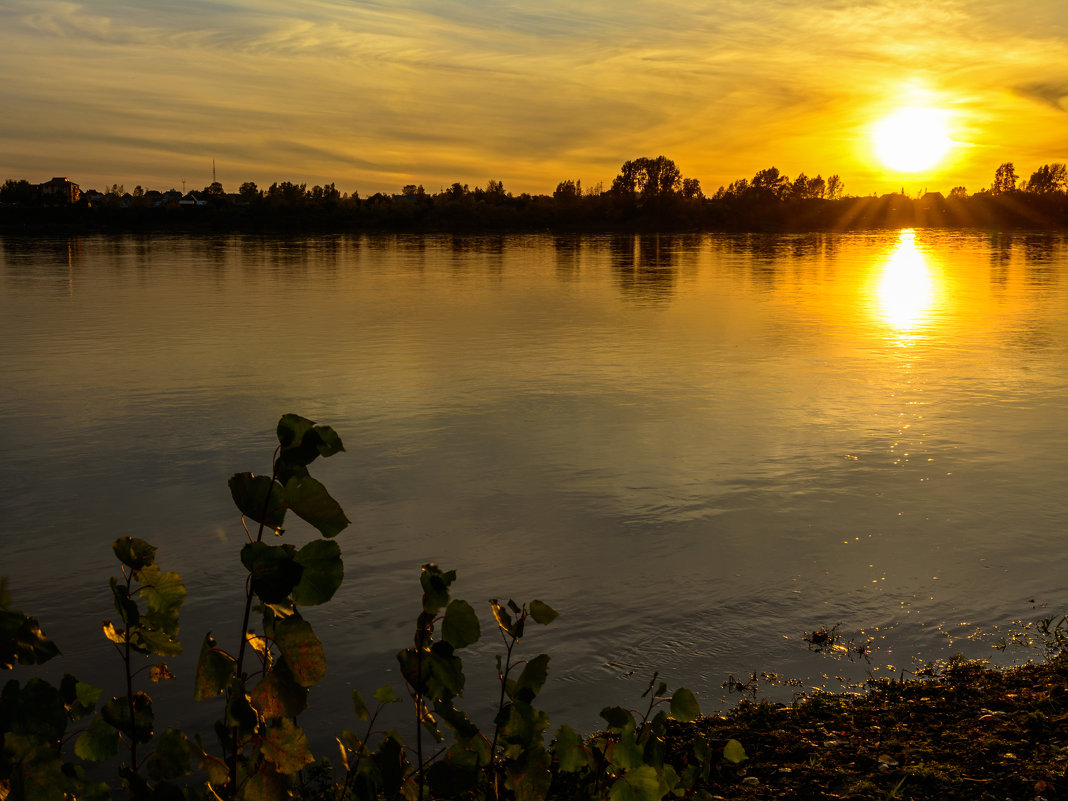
[228,454,280,798]
[124,570,138,770]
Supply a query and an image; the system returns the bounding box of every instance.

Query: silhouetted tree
[826,175,843,200]
[0,178,36,204]
[239,181,260,201]
[750,167,788,198]
[1024,163,1067,194]
[611,156,682,201]
[681,177,703,200]
[948,186,968,199]
[553,179,582,200]
[992,163,1017,195]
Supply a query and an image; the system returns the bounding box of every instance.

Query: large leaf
[669,687,701,722]
[608,729,644,771]
[261,717,314,774]
[512,654,550,703]
[284,476,349,538]
[723,738,748,764]
[553,725,591,773]
[241,543,303,603]
[193,632,235,701]
[599,706,635,731]
[503,746,551,801]
[75,714,120,761]
[275,416,345,483]
[101,693,154,744]
[59,675,101,720]
[251,669,307,719]
[608,765,662,801]
[529,600,559,626]
[228,472,287,530]
[135,565,186,622]
[146,728,195,782]
[0,609,61,668]
[6,678,69,740]
[291,539,343,606]
[112,537,157,571]
[273,617,326,688]
[442,600,480,648]
[496,700,550,749]
[277,414,345,459]
[240,763,289,801]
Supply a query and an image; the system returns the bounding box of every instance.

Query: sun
[872,107,954,173]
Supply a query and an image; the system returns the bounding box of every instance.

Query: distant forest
[2,157,1067,232]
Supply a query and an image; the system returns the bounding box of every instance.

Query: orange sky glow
[1,1,1065,198]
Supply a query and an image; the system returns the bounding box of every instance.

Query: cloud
[1013,81,1068,111]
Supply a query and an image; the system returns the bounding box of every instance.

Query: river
[1,229,1066,745]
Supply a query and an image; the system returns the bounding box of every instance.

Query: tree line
[2,157,1066,232]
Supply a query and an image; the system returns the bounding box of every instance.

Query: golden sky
[1,0,1065,197]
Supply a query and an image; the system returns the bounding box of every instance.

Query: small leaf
[102,621,125,645]
[421,565,452,614]
[228,472,287,530]
[284,476,350,538]
[373,685,399,704]
[261,717,314,774]
[489,600,515,638]
[442,600,481,648]
[352,690,370,721]
[149,663,176,682]
[723,739,748,764]
[112,537,157,571]
[669,687,701,722]
[193,632,235,701]
[292,539,344,606]
[529,600,559,626]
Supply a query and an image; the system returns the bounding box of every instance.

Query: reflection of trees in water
[553,235,581,281]
[984,232,1063,289]
[447,234,505,278]
[249,234,347,279]
[610,234,679,302]
[1,236,85,292]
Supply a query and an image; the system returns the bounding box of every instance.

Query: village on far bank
[2,158,1066,232]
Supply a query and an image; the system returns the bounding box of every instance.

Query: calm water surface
[2,230,1066,743]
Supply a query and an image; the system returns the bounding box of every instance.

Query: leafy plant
[2,413,756,801]
[195,412,349,799]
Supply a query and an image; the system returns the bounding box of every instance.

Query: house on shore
[38,177,81,203]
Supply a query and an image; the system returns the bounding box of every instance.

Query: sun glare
[876,230,936,331]
[872,107,954,173]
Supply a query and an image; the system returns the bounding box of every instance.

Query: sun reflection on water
[875,229,937,332]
